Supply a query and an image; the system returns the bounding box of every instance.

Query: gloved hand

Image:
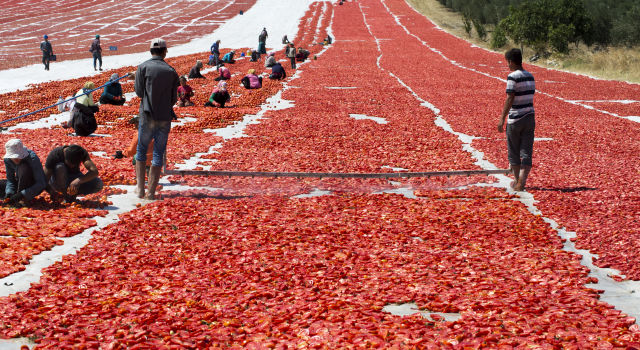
[9,192,24,204]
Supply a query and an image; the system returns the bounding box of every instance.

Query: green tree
[490,24,508,49]
[472,17,488,41]
[462,12,473,37]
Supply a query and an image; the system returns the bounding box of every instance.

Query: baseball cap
[4,139,29,160]
[44,35,48,39]
[150,38,167,49]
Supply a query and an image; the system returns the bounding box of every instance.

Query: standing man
[40,35,53,71]
[210,39,221,67]
[497,48,535,192]
[134,38,179,200]
[286,43,296,69]
[89,34,103,71]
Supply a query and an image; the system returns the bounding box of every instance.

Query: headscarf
[248,69,256,75]
[217,81,228,92]
[196,60,203,68]
[109,73,119,82]
[268,51,275,57]
[83,82,95,93]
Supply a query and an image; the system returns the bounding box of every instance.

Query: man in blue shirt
[0,139,46,207]
[210,40,221,67]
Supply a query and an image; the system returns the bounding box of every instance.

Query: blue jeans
[136,120,171,167]
[93,52,102,68]
[50,163,104,195]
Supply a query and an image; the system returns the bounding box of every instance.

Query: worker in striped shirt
[498,48,535,192]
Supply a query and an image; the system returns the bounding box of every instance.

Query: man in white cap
[133,38,179,200]
[0,140,46,207]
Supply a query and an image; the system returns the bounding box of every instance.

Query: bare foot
[144,193,156,201]
[134,187,145,199]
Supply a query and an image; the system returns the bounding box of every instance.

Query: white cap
[150,38,167,49]
[4,139,29,159]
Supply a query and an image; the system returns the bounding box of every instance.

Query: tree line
[436,0,640,53]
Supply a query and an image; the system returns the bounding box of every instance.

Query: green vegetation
[435,0,640,51]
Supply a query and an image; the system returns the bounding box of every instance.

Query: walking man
[40,35,53,71]
[134,38,179,200]
[90,34,103,71]
[498,48,535,192]
[210,40,221,67]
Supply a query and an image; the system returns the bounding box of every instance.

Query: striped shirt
[506,70,535,124]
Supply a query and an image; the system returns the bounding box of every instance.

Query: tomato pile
[1,193,639,348]
[0,0,258,70]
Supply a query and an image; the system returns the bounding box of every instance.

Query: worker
[296,47,310,62]
[44,145,103,203]
[259,28,268,44]
[188,60,205,79]
[241,69,262,89]
[250,49,261,62]
[287,43,296,69]
[282,35,290,45]
[258,41,267,55]
[99,73,126,105]
[177,76,195,107]
[222,50,236,64]
[63,82,99,136]
[40,35,53,71]
[210,39,221,66]
[89,34,102,71]
[0,139,46,207]
[269,62,286,80]
[264,52,276,68]
[215,65,231,81]
[204,81,231,108]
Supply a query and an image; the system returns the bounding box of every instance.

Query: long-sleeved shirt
[40,41,53,56]
[101,82,123,100]
[124,131,153,166]
[4,149,47,200]
[211,42,220,54]
[75,88,95,107]
[90,39,102,54]
[264,56,276,68]
[134,56,180,123]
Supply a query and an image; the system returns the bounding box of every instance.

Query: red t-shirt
[178,85,193,101]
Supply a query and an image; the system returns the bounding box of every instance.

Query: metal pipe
[164,169,510,179]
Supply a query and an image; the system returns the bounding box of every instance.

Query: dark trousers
[214,76,229,81]
[241,76,262,89]
[93,52,102,68]
[0,162,38,199]
[506,114,535,167]
[290,57,296,69]
[50,162,103,196]
[42,55,50,70]
[99,95,126,105]
[269,73,283,80]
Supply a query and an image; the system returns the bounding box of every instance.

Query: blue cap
[44,35,48,39]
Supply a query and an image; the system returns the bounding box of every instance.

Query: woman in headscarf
[222,50,236,64]
[241,69,262,89]
[204,81,231,108]
[215,65,231,81]
[62,81,99,136]
[188,60,205,79]
[264,51,276,68]
[99,73,126,105]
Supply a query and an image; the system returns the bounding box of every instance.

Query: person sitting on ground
[177,76,194,107]
[269,62,286,80]
[326,35,332,44]
[0,139,46,207]
[264,51,276,68]
[215,65,231,81]
[188,60,205,79]
[296,47,310,62]
[282,35,290,45]
[241,69,262,89]
[118,115,153,177]
[63,82,99,136]
[222,50,236,64]
[204,81,230,108]
[498,48,536,192]
[99,73,126,106]
[250,49,261,62]
[44,145,103,203]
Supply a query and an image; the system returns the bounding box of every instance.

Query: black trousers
[290,57,296,69]
[99,95,126,105]
[214,76,229,81]
[42,55,50,70]
[0,162,37,199]
[241,76,263,89]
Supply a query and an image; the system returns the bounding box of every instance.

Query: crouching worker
[222,50,236,64]
[0,140,46,207]
[99,73,126,106]
[264,52,276,68]
[63,82,98,136]
[241,69,262,89]
[204,81,230,108]
[188,60,205,79]
[44,145,103,203]
[269,62,286,80]
[177,76,194,107]
[296,48,309,62]
[215,65,231,81]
